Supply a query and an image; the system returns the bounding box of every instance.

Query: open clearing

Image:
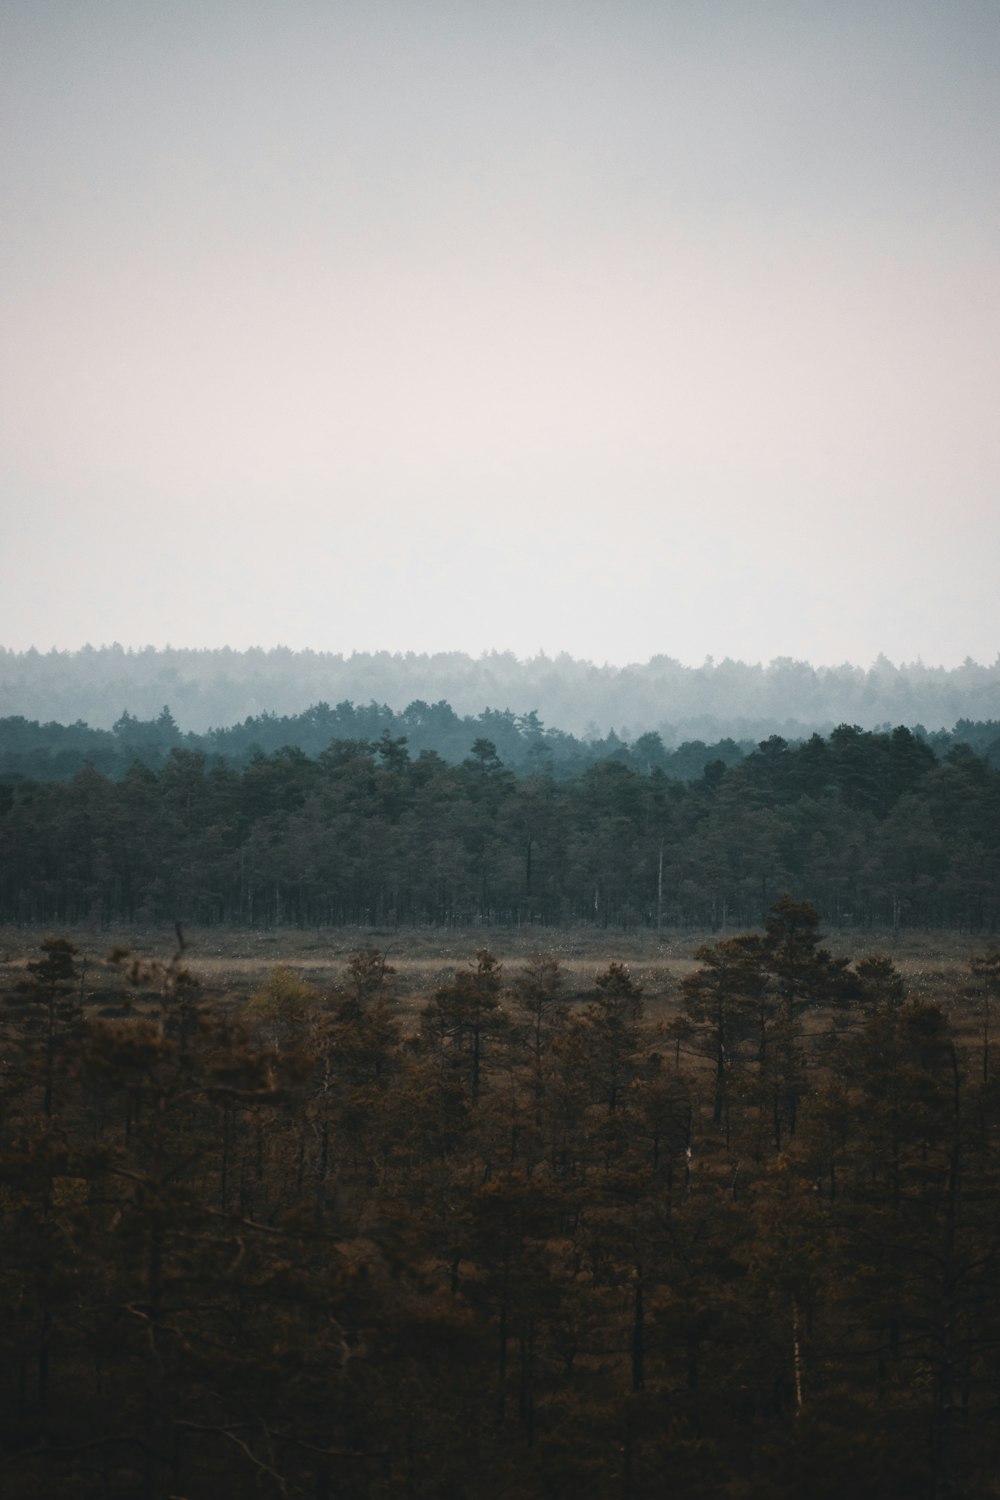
[1,923,990,1024]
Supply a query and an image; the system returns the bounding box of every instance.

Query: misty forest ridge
[2,646,998,740]
[2,645,998,933]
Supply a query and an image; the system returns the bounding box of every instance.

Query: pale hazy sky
[2,0,998,668]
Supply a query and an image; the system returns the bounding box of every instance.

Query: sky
[2,0,998,669]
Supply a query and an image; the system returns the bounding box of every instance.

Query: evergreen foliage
[0,723,997,930]
[3,644,1000,745]
[2,919,1000,1497]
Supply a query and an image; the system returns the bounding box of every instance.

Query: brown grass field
[0,922,991,1034]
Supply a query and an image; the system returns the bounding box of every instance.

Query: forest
[1,719,998,933]
[1,698,999,783]
[2,908,999,1498]
[3,645,999,741]
[3,667,999,1496]
[0,701,755,782]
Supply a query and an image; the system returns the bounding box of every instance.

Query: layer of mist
[1,646,998,742]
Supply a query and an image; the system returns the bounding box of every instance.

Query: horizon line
[2,643,1000,674]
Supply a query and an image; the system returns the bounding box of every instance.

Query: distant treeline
[1,721,997,931]
[2,644,999,739]
[0,702,753,782]
[1,700,1000,785]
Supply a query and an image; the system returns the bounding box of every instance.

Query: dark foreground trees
[2,914,1000,1497]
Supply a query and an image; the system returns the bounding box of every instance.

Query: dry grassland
[0,923,991,1031]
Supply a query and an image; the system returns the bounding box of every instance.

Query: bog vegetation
[1,906,999,1498]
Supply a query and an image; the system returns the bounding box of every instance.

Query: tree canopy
[1,720,997,931]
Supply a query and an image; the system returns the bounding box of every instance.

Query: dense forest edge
[2,697,1000,783]
[2,716,998,932]
[2,911,999,1497]
[0,701,755,782]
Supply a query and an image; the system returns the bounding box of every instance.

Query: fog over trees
[3,646,999,742]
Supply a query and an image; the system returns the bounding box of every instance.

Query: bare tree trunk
[631,1265,645,1392]
[657,840,663,938]
[792,1295,803,1416]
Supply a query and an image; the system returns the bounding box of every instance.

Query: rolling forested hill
[2,645,999,739]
